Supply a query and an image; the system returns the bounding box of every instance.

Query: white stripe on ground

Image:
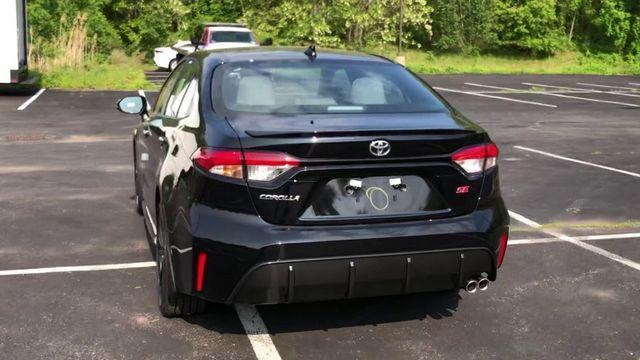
[0,231,637,275]
[514,145,640,178]
[522,82,640,99]
[576,83,640,91]
[235,304,283,360]
[17,88,46,111]
[509,211,640,271]
[0,261,155,276]
[629,83,640,87]
[433,87,557,108]
[510,232,640,245]
[465,82,640,108]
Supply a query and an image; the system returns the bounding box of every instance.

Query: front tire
[156,205,206,317]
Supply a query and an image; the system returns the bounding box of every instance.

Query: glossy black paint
[129,47,509,304]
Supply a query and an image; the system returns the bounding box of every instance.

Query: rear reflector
[195,252,207,292]
[192,148,300,181]
[451,143,499,175]
[497,231,508,268]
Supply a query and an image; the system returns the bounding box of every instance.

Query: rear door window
[164,60,198,118]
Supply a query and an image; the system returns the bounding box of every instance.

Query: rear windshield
[212,60,448,115]
[210,31,255,44]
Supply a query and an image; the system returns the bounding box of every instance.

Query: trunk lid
[227,112,489,225]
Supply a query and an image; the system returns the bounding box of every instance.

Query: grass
[37,51,156,90]
[369,47,640,75]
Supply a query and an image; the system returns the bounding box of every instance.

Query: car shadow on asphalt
[184,290,460,334]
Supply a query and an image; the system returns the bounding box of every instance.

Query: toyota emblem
[369,140,391,157]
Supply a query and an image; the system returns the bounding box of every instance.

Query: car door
[138,63,189,211]
[155,60,199,183]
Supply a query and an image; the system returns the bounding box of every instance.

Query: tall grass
[29,13,97,71]
[29,13,153,90]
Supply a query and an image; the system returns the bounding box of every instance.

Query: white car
[153,24,261,71]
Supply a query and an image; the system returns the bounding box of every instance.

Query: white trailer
[0,0,28,84]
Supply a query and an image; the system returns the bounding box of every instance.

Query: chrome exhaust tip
[477,277,490,291]
[465,279,478,293]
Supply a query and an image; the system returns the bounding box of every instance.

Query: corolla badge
[369,140,391,157]
[259,194,300,201]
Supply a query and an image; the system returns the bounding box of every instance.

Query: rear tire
[156,205,206,317]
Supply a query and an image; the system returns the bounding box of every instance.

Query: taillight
[192,148,244,179]
[244,151,300,181]
[192,148,300,181]
[451,143,499,175]
[497,231,508,268]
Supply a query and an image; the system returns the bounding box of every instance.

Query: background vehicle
[0,0,28,85]
[153,23,260,71]
[118,48,509,317]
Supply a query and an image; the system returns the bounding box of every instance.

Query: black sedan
[117,47,509,317]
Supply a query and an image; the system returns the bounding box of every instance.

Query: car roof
[207,26,252,32]
[193,47,392,64]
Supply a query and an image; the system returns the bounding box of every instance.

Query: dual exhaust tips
[465,276,490,293]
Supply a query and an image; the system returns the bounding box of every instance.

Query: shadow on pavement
[185,290,460,335]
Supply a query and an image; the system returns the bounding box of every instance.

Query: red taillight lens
[195,251,207,292]
[497,231,508,268]
[451,143,499,175]
[192,148,244,179]
[192,148,300,181]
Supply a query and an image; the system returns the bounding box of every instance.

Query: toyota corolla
[117,47,509,317]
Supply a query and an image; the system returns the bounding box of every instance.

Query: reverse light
[497,231,508,268]
[451,143,499,175]
[192,148,300,181]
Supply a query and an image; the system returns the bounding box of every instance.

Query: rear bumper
[229,248,493,304]
[187,198,508,304]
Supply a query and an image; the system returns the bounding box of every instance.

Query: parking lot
[0,74,638,359]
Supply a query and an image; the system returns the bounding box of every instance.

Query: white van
[0,0,28,84]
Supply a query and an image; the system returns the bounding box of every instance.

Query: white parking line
[576,83,640,91]
[0,261,155,276]
[514,145,640,178]
[629,83,640,87]
[235,304,282,360]
[433,87,557,108]
[509,211,640,271]
[522,82,640,99]
[17,88,46,111]
[465,82,640,108]
[510,232,640,245]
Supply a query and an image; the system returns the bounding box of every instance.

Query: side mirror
[117,96,147,116]
[262,37,273,46]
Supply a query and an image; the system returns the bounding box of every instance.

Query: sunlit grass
[367,46,640,75]
[37,50,155,90]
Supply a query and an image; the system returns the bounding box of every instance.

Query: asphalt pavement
[0,74,638,359]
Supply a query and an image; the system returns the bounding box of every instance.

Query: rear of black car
[186,53,509,304]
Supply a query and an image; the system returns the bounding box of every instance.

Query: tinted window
[154,65,183,114]
[164,60,198,118]
[213,60,448,115]
[210,31,255,44]
[177,78,198,118]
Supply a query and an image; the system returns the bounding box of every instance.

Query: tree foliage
[27,0,640,60]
